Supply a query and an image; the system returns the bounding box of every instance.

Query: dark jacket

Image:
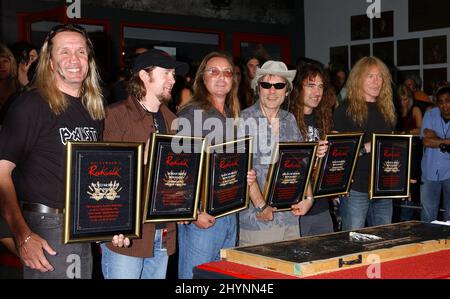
[103,96,177,257]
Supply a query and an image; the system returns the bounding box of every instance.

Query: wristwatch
[255,203,269,214]
[439,143,449,153]
[359,146,367,156]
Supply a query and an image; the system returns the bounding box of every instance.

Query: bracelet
[359,146,367,156]
[255,203,269,214]
[18,233,33,248]
[304,196,314,202]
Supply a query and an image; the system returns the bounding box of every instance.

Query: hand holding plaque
[263,142,317,211]
[202,137,253,218]
[64,142,143,244]
[143,134,206,222]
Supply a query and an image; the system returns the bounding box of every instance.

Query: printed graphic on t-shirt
[306,125,320,142]
[59,127,99,145]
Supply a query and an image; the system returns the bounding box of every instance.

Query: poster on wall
[373,41,394,66]
[373,11,394,38]
[351,14,370,41]
[423,36,447,65]
[351,44,370,67]
[330,46,349,70]
[397,39,420,66]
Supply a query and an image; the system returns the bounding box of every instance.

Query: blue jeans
[420,178,450,222]
[177,214,237,279]
[101,229,168,279]
[340,189,393,231]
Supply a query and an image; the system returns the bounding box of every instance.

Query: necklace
[259,102,279,127]
[139,101,160,133]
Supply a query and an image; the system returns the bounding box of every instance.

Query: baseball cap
[131,49,188,76]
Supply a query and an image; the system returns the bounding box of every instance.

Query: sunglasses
[205,68,233,78]
[46,23,90,43]
[259,82,287,90]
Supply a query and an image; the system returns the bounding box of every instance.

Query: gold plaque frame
[64,142,143,244]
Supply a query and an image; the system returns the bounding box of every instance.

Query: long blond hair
[34,24,104,120]
[190,51,240,119]
[345,56,396,128]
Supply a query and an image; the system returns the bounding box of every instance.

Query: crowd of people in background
[0,23,449,279]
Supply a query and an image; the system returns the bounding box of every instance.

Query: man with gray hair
[237,60,315,246]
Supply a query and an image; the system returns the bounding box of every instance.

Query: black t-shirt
[0,89,102,209]
[145,109,167,134]
[303,113,330,215]
[333,101,393,192]
[304,114,321,142]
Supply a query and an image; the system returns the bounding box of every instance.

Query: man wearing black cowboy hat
[101,49,188,278]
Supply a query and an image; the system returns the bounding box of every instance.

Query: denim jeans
[177,214,237,279]
[340,189,393,231]
[22,210,92,279]
[420,178,450,222]
[101,229,168,279]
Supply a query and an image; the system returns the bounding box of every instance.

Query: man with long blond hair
[333,56,396,230]
[0,24,104,278]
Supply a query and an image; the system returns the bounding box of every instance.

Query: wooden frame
[232,32,292,64]
[120,21,225,66]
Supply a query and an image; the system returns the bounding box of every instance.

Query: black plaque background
[374,137,409,197]
[314,137,360,197]
[268,148,314,210]
[148,140,201,220]
[71,147,137,239]
[206,141,249,216]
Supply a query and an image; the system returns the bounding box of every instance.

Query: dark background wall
[0,0,305,80]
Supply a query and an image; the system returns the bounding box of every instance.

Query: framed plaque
[143,134,206,223]
[313,133,364,198]
[64,142,143,244]
[369,134,413,199]
[202,137,253,218]
[263,142,317,211]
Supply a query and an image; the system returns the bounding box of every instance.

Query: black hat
[131,49,189,77]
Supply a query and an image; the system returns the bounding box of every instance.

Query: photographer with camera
[420,87,450,222]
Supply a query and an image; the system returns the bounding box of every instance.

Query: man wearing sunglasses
[237,61,314,246]
[0,24,104,278]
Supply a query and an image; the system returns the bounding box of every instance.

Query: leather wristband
[255,203,269,213]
